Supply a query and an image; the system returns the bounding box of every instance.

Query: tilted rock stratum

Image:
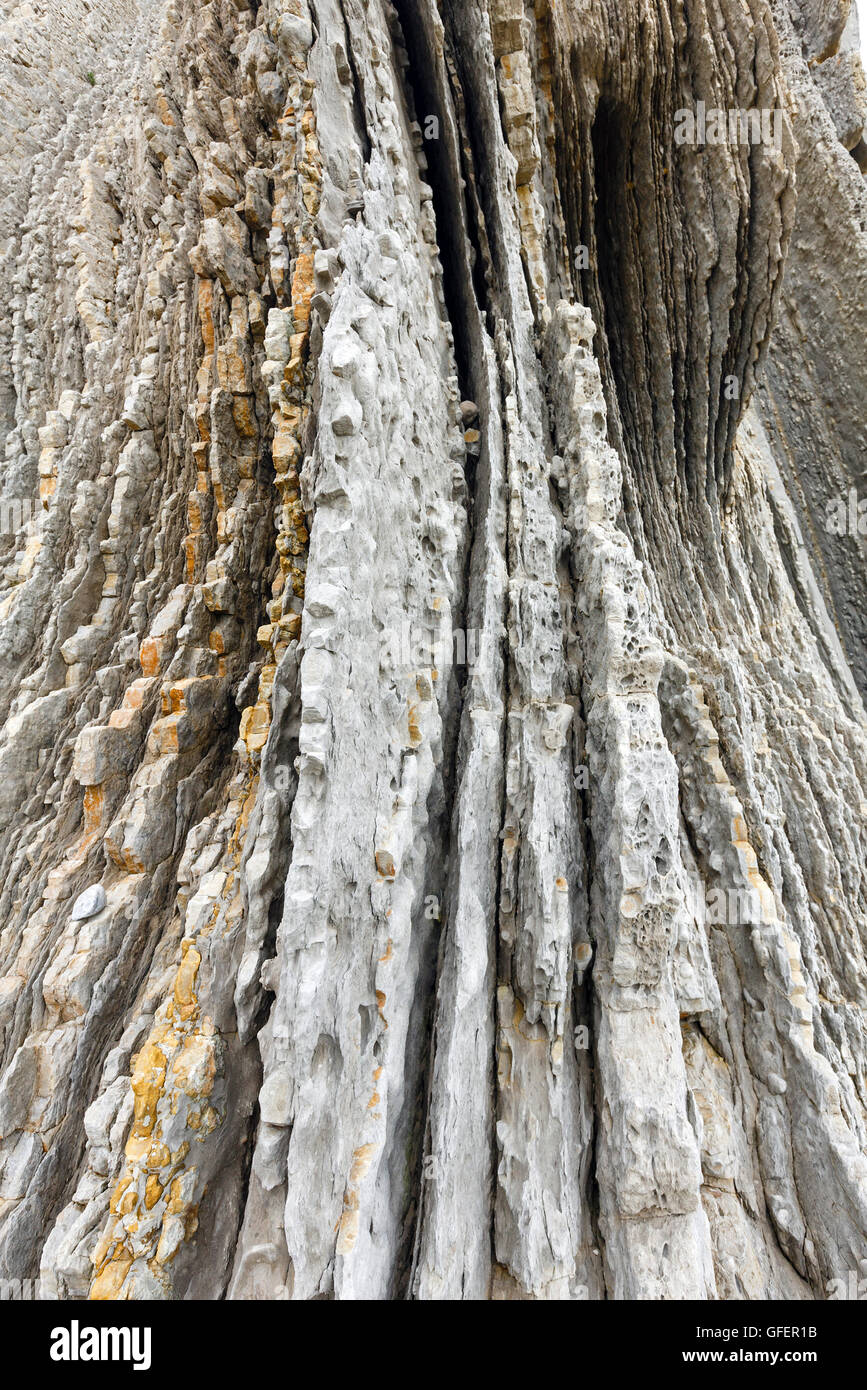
[0,0,865,1301]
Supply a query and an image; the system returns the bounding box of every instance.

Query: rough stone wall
[0,0,863,1301]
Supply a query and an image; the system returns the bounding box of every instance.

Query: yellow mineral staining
[38,474,57,506]
[272,416,301,473]
[90,937,220,1298]
[238,68,321,760]
[216,339,251,395]
[129,1040,168,1140]
[138,635,165,677]
[115,680,150,718]
[375,849,396,880]
[239,700,271,754]
[82,785,104,840]
[407,701,422,747]
[104,841,146,876]
[173,940,201,1021]
[336,1143,379,1254]
[349,1143,378,1184]
[92,747,257,1299]
[90,13,327,1302]
[108,1175,133,1215]
[335,1203,359,1252]
[198,278,215,355]
[74,678,155,860]
[232,395,258,438]
[291,252,315,326]
[89,1250,133,1302]
[144,1175,163,1210]
[365,1063,383,1122]
[375,990,388,1028]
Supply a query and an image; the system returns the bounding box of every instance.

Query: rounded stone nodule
[70,884,107,921]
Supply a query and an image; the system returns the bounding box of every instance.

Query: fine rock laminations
[0,0,864,1301]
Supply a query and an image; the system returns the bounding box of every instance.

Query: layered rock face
[0,0,864,1301]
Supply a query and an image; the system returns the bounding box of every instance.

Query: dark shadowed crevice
[367,0,498,1298]
[390,0,480,402]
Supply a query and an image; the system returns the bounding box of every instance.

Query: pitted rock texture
[0,0,864,1301]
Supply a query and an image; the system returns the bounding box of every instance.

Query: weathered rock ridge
[0,0,864,1300]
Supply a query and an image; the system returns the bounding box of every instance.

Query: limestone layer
[0,0,865,1301]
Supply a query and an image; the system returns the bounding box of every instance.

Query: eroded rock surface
[0,0,864,1300]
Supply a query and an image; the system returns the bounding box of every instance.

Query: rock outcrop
[0,0,864,1300]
